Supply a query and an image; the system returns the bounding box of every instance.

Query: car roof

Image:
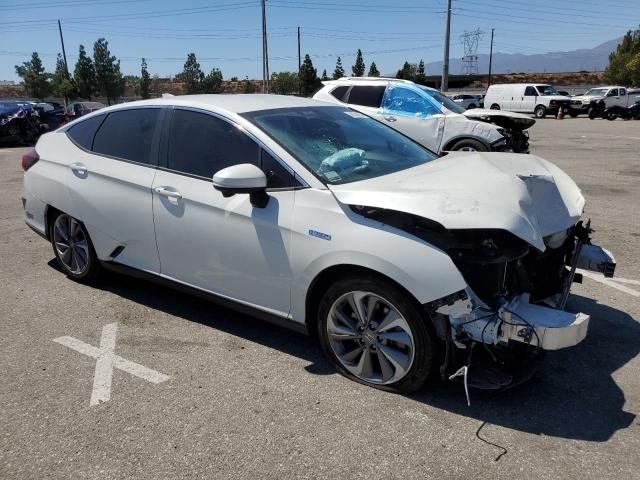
[322,77,438,92]
[95,94,334,115]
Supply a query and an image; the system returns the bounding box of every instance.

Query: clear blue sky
[1,0,637,81]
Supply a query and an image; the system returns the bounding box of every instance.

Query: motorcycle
[0,102,45,145]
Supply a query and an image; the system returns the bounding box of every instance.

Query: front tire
[450,138,488,152]
[490,103,500,110]
[316,276,437,393]
[50,212,100,282]
[534,105,547,118]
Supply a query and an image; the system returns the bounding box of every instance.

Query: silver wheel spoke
[341,345,364,363]
[378,344,411,376]
[55,223,69,243]
[333,308,358,332]
[355,348,374,378]
[378,331,412,347]
[328,323,360,341]
[347,292,368,325]
[54,214,89,275]
[376,349,395,382]
[377,310,403,333]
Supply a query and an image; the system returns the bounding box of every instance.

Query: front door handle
[155,186,182,199]
[384,116,397,122]
[69,162,87,175]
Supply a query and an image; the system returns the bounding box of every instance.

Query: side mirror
[212,163,269,208]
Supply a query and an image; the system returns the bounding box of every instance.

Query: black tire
[588,107,597,119]
[316,275,437,394]
[467,103,477,109]
[534,105,547,118]
[569,111,579,118]
[606,112,618,121]
[49,211,101,283]
[490,103,500,110]
[450,138,488,152]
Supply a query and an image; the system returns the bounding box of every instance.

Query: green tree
[140,58,151,99]
[352,49,365,77]
[604,26,640,86]
[396,61,417,81]
[321,69,329,81]
[202,68,223,93]
[332,56,345,79]
[74,45,96,100]
[15,52,51,100]
[368,62,380,77]
[270,71,299,95]
[415,60,427,85]
[242,77,256,93]
[51,53,77,102]
[182,53,204,94]
[299,54,319,96]
[93,38,124,104]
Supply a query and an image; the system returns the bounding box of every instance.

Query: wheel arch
[442,135,491,152]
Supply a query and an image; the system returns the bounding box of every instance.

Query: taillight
[21,149,39,171]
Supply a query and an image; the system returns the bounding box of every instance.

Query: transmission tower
[460,29,483,75]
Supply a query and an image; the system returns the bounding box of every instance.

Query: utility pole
[488,28,494,87]
[261,0,269,93]
[297,26,301,95]
[57,19,69,78]
[441,0,452,91]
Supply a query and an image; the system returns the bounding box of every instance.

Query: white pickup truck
[569,86,639,116]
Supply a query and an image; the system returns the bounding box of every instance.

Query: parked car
[450,94,480,109]
[314,78,534,154]
[570,86,640,117]
[22,95,615,393]
[68,101,105,117]
[33,101,67,131]
[0,100,44,145]
[484,83,572,118]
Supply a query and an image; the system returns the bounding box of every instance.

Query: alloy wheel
[326,291,415,385]
[53,214,90,275]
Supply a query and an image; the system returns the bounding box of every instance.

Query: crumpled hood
[463,108,536,129]
[329,152,585,251]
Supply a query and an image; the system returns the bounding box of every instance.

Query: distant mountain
[424,37,622,74]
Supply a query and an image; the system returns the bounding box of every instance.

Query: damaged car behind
[313,78,535,154]
[22,95,615,394]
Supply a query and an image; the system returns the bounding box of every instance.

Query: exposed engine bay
[351,205,616,391]
[463,108,536,154]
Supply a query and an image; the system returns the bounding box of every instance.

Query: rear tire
[569,111,579,118]
[50,211,101,283]
[490,104,500,110]
[450,138,488,152]
[534,105,547,118]
[316,275,437,394]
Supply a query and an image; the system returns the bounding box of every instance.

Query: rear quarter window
[92,109,161,164]
[329,86,350,102]
[66,114,105,150]
[347,86,386,108]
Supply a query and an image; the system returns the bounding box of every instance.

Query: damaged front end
[352,206,615,390]
[463,109,536,154]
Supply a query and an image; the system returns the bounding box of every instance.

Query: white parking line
[53,323,170,406]
[578,269,640,297]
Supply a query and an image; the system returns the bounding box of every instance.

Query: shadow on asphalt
[50,259,637,442]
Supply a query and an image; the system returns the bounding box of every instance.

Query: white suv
[22,94,614,393]
[314,78,535,154]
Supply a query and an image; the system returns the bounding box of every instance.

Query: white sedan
[22,95,615,393]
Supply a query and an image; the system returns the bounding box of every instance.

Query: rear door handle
[384,116,397,122]
[69,163,87,175]
[154,186,182,199]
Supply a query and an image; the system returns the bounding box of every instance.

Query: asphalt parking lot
[1,117,639,479]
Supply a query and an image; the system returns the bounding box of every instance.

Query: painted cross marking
[53,323,170,406]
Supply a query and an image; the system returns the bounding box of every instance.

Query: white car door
[521,86,538,113]
[376,84,445,153]
[151,108,298,316]
[64,108,163,272]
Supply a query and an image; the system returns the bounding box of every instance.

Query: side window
[93,109,160,164]
[524,86,537,96]
[382,86,439,117]
[608,88,618,97]
[347,86,386,108]
[66,114,105,150]
[329,86,350,102]
[261,149,300,189]
[620,88,626,96]
[167,109,259,178]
